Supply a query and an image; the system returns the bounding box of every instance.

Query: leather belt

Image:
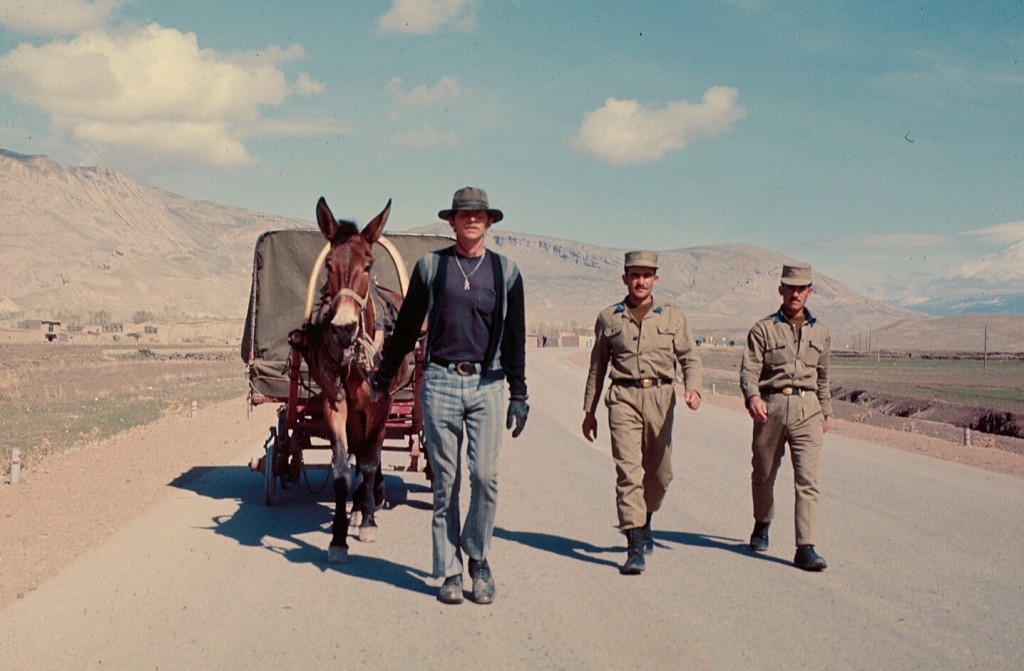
[611,378,673,389]
[776,387,808,397]
[431,356,481,376]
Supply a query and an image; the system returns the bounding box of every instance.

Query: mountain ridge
[3,148,1022,351]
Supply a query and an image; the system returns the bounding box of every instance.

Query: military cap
[624,250,658,269]
[780,263,812,286]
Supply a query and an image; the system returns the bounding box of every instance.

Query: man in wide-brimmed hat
[582,250,703,575]
[372,186,528,605]
[740,262,832,571]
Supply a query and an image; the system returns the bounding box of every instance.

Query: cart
[241,229,452,505]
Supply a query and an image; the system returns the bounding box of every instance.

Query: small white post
[963,427,971,447]
[711,383,716,395]
[10,448,22,485]
[191,400,198,419]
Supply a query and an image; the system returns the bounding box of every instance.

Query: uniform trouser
[750,393,824,546]
[606,383,676,530]
[421,362,505,579]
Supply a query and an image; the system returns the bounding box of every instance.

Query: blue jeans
[421,362,505,579]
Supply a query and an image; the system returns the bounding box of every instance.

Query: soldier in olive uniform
[582,251,703,575]
[740,262,831,571]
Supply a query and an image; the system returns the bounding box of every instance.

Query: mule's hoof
[359,525,378,543]
[349,510,363,529]
[327,545,349,564]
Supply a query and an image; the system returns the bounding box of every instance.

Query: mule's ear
[362,199,392,245]
[316,197,338,241]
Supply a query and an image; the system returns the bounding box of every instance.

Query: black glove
[368,370,391,400]
[506,396,529,438]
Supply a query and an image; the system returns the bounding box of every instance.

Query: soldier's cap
[624,250,658,270]
[438,186,503,223]
[780,263,812,286]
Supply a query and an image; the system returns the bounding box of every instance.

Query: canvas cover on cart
[241,229,453,401]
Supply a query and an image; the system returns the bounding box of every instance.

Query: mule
[301,196,412,564]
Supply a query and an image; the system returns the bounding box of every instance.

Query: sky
[0,0,1021,311]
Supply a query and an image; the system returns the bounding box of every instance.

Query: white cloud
[956,223,1024,282]
[0,0,124,34]
[391,123,458,149]
[0,23,328,167]
[568,86,746,165]
[377,0,479,35]
[963,221,1024,246]
[386,76,465,107]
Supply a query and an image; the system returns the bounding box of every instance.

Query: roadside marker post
[9,447,21,485]
[963,427,971,447]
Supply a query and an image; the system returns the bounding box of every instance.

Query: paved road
[1,348,1021,670]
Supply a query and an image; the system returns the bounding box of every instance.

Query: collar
[614,297,663,315]
[774,307,816,326]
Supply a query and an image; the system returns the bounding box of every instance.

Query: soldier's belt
[611,378,674,389]
[773,386,809,397]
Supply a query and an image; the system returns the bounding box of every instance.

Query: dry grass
[0,344,246,473]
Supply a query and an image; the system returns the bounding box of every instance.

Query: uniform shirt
[583,297,703,414]
[740,307,832,417]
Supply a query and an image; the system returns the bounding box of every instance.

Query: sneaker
[437,575,464,604]
[468,558,495,604]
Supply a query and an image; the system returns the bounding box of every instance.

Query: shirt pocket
[603,323,630,355]
[764,333,789,366]
[656,323,677,349]
[803,338,825,367]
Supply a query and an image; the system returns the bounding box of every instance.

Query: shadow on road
[494,527,621,568]
[655,530,794,567]
[166,464,435,596]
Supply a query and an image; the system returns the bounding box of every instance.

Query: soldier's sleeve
[816,327,833,417]
[673,308,703,393]
[583,315,610,414]
[740,321,766,403]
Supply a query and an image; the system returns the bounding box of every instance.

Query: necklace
[455,251,486,290]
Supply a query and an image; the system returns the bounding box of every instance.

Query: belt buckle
[454,361,475,376]
[640,378,653,389]
[782,387,793,396]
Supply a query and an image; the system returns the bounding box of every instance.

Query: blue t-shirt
[430,251,495,362]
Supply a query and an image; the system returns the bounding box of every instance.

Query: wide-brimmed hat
[780,263,812,286]
[438,186,504,223]
[624,250,658,270]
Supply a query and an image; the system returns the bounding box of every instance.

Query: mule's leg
[326,402,352,564]
[356,447,382,542]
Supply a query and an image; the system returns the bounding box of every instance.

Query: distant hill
[3,147,1022,351]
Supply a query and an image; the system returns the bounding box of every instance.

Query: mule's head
[315,196,392,348]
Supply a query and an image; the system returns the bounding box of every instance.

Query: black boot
[620,528,646,575]
[749,521,770,552]
[794,544,827,571]
[642,512,654,555]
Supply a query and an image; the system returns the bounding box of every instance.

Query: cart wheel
[264,427,278,506]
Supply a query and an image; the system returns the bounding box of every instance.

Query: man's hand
[367,370,390,402]
[507,397,529,438]
[746,395,769,424]
[582,412,598,442]
[684,389,701,410]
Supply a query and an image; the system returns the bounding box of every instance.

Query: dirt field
[0,343,246,472]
